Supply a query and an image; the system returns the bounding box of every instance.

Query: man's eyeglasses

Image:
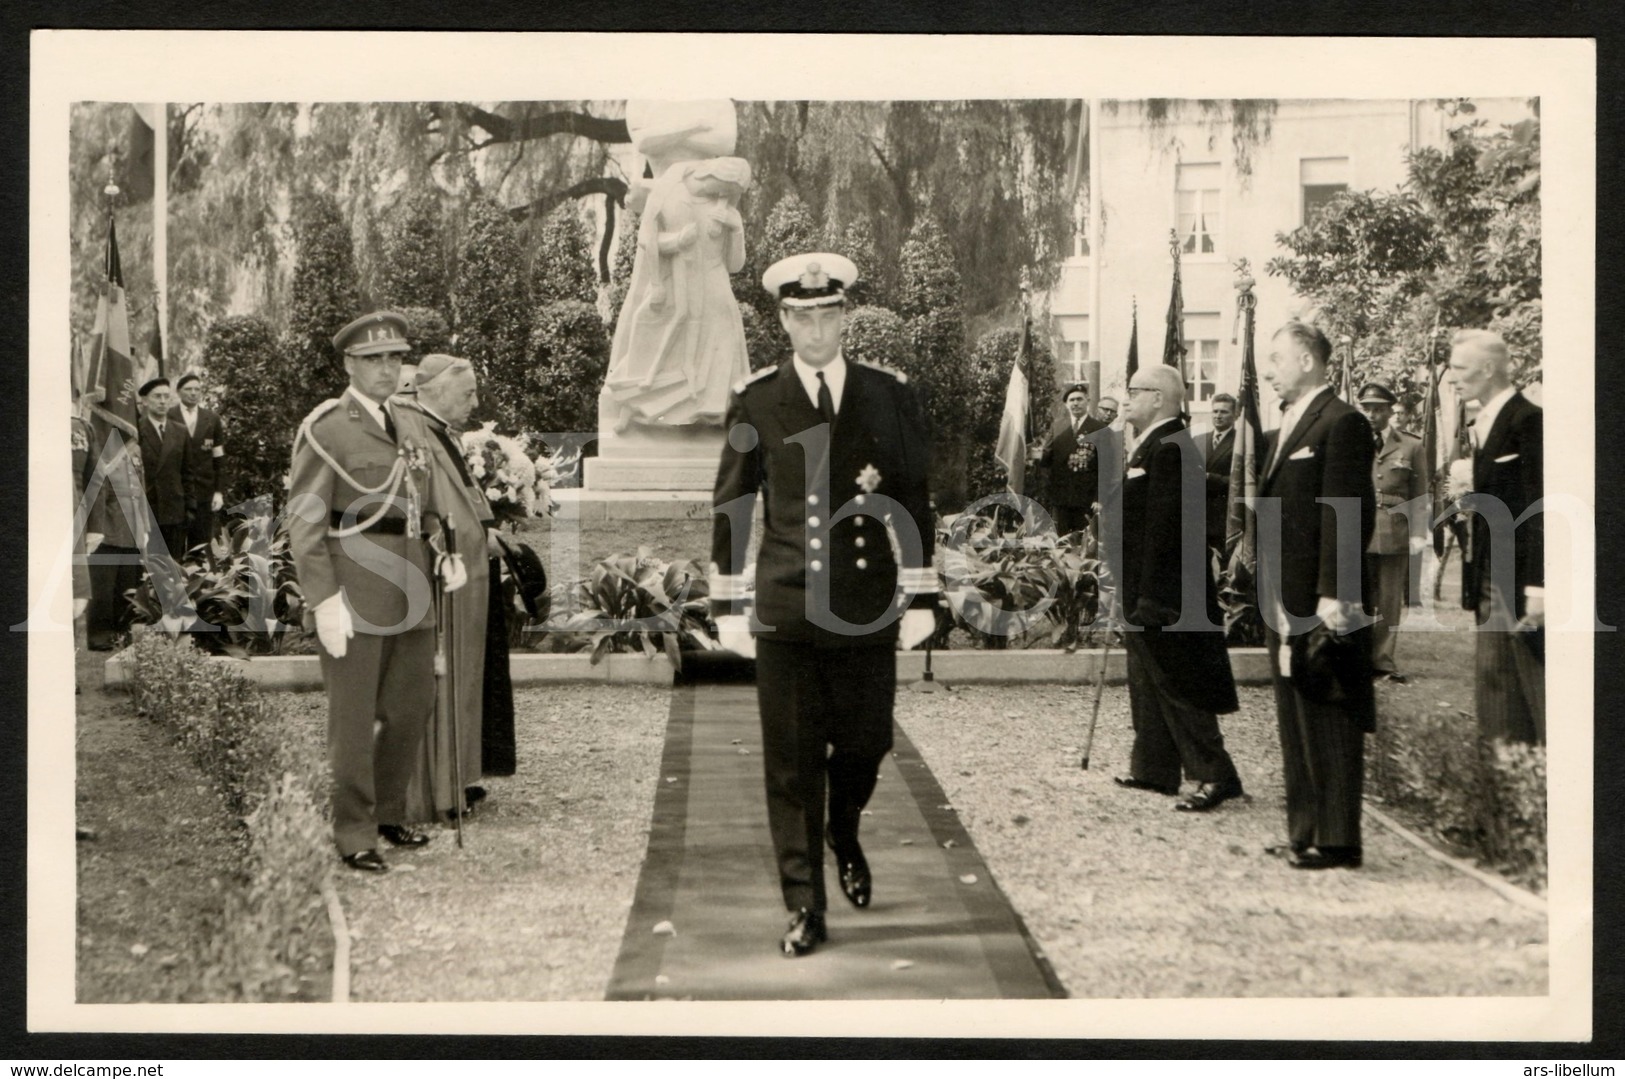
[1097,407,1117,418]
[1126,386,1158,397]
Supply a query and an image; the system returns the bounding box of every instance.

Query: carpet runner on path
[606,681,1066,1000]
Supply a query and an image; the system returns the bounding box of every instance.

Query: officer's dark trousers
[755,639,895,912]
[1476,583,1545,745]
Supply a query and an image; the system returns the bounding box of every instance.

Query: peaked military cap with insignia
[1358,381,1398,405]
[762,252,859,308]
[333,311,412,357]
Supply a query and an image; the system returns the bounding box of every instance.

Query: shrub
[739,304,787,371]
[398,305,453,366]
[1366,706,1547,892]
[825,214,886,309]
[605,208,640,330]
[284,193,360,415]
[376,186,449,313]
[549,548,716,667]
[528,203,599,307]
[127,509,310,657]
[840,304,909,371]
[205,315,290,508]
[525,299,611,436]
[121,629,332,1000]
[454,194,533,432]
[966,326,1058,501]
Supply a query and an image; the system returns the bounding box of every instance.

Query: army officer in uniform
[286,311,468,872]
[710,253,939,957]
[1358,382,1429,683]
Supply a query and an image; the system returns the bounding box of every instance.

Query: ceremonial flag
[994,317,1035,496]
[1420,358,1442,477]
[146,309,165,379]
[1224,293,1265,559]
[1337,339,1355,402]
[1125,299,1140,382]
[1161,231,1186,378]
[82,216,146,550]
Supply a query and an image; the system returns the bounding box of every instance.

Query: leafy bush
[966,326,1058,501]
[377,186,449,313]
[205,315,291,508]
[548,548,716,667]
[938,510,1113,651]
[739,304,786,371]
[121,629,331,1000]
[840,304,909,371]
[283,192,360,415]
[825,214,887,309]
[398,305,453,366]
[1367,706,1547,892]
[454,194,534,432]
[605,208,640,329]
[528,203,599,306]
[127,508,310,657]
[525,299,610,436]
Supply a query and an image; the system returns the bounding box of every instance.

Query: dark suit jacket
[171,404,227,507]
[138,416,191,527]
[1201,426,1236,549]
[1039,415,1110,509]
[1119,418,1239,715]
[1462,391,1543,619]
[1259,389,1377,617]
[711,360,935,647]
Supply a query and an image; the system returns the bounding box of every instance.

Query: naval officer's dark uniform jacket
[710,355,937,912]
[1116,417,1240,791]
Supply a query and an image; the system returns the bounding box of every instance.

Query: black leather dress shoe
[1289,846,1363,870]
[343,849,388,873]
[1174,778,1245,812]
[830,840,872,908]
[780,908,827,957]
[1385,672,1409,684]
[378,824,431,847]
[1113,775,1179,796]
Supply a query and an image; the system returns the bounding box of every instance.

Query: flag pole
[152,102,168,377]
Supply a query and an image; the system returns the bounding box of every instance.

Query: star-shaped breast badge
[856,464,882,493]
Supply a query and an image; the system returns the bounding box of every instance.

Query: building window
[1301,157,1350,225]
[1176,162,1221,256]
[1181,337,1220,403]
[1058,339,1093,389]
[1071,200,1092,258]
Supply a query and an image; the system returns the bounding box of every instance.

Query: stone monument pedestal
[582,421,725,492]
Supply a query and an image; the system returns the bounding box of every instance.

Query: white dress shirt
[1271,383,1332,470]
[347,386,393,434]
[178,404,199,437]
[1472,385,1518,448]
[791,352,847,415]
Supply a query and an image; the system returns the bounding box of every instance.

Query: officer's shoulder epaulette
[302,398,343,428]
[855,360,908,384]
[732,366,781,395]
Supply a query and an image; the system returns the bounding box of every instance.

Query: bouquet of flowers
[460,423,554,524]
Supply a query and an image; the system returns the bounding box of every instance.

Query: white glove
[1315,595,1360,634]
[438,553,468,593]
[1519,591,1545,631]
[1408,535,1428,555]
[210,491,223,512]
[898,608,936,649]
[717,614,756,658]
[314,593,354,658]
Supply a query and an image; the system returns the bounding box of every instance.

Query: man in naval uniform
[710,253,939,957]
[286,311,468,872]
[1358,381,1429,684]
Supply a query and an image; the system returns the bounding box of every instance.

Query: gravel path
[326,683,670,1001]
[896,685,1548,998]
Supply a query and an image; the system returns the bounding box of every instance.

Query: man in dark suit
[1257,321,1377,871]
[1358,381,1429,683]
[711,252,938,957]
[1448,330,1544,745]
[286,311,468,872]
[136,377,191,562]
[170,372,228,559]
[1111,365,1243,811]
[1038,383,1109,536]
[1200,392,1238,552]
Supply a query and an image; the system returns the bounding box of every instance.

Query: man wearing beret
[711,252,939,957]
[1037,383,1108,536]
[1258,321,1377,871]
[393,354,495,822]
[1358,381,1429,684]
[286,311,468,872]
[136,377,191,563]
[170,371,228,561]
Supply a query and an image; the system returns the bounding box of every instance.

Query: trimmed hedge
[122,628,332,1001]
[1367,706,1546,892]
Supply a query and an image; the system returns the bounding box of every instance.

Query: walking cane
[1079,589,1118,771]
[436,518,465,849]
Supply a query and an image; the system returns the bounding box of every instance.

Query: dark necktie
[382,406,397,442]
[816,371,835,425]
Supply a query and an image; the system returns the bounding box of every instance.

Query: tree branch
[453,103,631,147]
[506,177,630,223]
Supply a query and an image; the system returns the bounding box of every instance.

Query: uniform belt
[330,510,408,535]
[1376,493,1410,508]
